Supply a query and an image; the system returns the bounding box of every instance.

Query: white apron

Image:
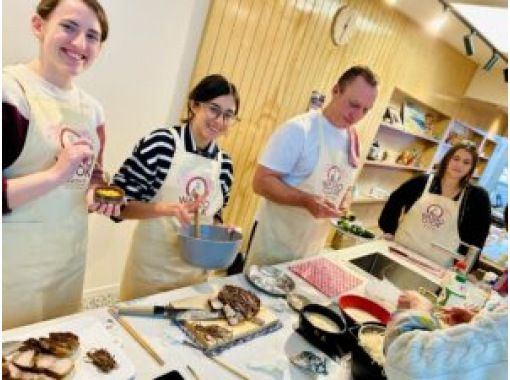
[3,67,99,330]
[395,175,465,268]
[120,127,224,301]
[245,118,357,267]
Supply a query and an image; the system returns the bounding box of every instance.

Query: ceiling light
[463,30,475,56]
[428,12,448,35]
[483,51,500,71]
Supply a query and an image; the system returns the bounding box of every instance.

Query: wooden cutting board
[171,293,279,350]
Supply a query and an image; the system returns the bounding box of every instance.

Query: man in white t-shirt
[245,66,379,267]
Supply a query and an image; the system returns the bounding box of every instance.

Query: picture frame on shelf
[402,101,426,134]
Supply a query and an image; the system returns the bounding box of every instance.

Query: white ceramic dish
[3,316,135,380]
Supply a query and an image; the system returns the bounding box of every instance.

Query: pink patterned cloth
[289,258,362,297]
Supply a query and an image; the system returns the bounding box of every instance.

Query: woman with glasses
[112,74,239,300]
[379,143,491,268]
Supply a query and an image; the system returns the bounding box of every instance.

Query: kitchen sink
[349,252,441,294]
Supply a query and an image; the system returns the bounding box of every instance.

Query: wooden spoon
[193,192,200,238]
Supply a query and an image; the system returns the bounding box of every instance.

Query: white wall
[3,0,210,295]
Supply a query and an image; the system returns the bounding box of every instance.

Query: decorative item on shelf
[382,109,392,124]
[383,106,402,128]
[308,90,325,111]
[446,132,463,145]
[424,113,434,133]
[367,141,380,161]
[367,141,388,161]
[368,186,389,200]
[402,101,426,134]
[413,151,422,167]
[396,148,418,166]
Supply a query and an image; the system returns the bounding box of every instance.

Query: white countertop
[4,240,447,380]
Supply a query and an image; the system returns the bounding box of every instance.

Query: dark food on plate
[187,324,233,346]
[337,219,375,239]
[86,348,118,373]
[216,285,261,325]
[2,332,78,379]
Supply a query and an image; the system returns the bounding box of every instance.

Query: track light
[483,51,500,71]
[463,30,475,56]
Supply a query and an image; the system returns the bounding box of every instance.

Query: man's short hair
[337,65,378,91]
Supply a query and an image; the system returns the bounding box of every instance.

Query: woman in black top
[379,143,491,266]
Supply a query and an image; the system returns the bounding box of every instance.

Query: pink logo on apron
[180,176,211,214]
[60,127,94,186]
[322,164,344,198]
[421,204,445,229]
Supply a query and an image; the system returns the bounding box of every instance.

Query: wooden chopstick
[206,355,249,380]
[181,340,249,379]
[114,313,165,366]
[186,365,201,380]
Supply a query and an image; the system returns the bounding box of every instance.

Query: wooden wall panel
[187,0,507,249]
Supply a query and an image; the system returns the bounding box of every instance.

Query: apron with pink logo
[120,127,224,300]
[395,175,465,267]
[3,65,99,329]
[245,116,357,267]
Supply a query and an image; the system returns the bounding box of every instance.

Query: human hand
[224,224,242,236]
[338,187,353,214]
[304,195,343,219]
[51,138,93,183]
[440,306,477,326]
[397,290,433,313]
[159,199,201,225]
[86,186,123,217]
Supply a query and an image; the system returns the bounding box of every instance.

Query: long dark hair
[182,74,240,124]
[37,0,109,42]
[436,142,479,187]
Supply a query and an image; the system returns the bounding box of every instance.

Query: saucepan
[296,304,353,359]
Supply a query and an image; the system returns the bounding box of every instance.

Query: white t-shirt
[259,110,349,186]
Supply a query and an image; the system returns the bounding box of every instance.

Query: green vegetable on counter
[336,220,374,239]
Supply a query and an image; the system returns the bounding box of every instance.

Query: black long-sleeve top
[379,174,491,250]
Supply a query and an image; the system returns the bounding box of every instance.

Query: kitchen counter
[3,240,447,379]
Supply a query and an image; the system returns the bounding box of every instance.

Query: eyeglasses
[200,102,239,125]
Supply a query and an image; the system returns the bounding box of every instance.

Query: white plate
[330,219,374,242]
[3,316,135,380]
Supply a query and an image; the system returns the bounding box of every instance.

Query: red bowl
[338,294,391,325]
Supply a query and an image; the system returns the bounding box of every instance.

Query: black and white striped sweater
[112,125,234,222]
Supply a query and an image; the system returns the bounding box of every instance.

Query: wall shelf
[379,122,441,144]
[364,161,428,172]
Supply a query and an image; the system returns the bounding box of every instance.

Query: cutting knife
[115,304,223,321]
